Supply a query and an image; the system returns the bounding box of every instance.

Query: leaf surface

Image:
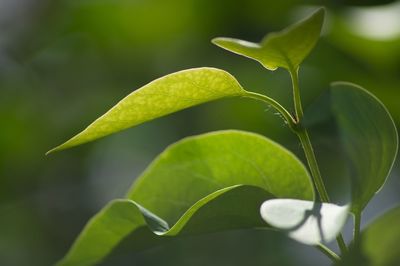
[260,199,348,245]
[304,82,398,213]
[127,130,314,224]
[48,68,246,153]
[340,206,400,266]
[57,130,313,265]
[212,8,324,71]
[332,83,397,212]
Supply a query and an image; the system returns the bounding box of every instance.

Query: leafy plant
[49,7,398,266]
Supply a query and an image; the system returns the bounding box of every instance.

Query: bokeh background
[1,0,399,265]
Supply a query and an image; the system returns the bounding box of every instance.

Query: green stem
[354,211,361,244]
[289,67,304,121]
[316,244,341,263]
[242,91,296,130]
[289,68,348,255]
[296,129,330,202]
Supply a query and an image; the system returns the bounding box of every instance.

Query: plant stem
[354,211,361,244]
[289,68,348,255]
[296,129,329,202]
[242,91,297,130]
[289,67,304,121]
[316,244,341,263]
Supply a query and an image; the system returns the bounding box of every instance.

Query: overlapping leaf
[304,83,398,213]
[47,68,246,153]
[212,8,324,71]
[57,130,313,266]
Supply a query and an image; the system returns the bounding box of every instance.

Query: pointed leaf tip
[48,67,246,153]
[212,7,325,71]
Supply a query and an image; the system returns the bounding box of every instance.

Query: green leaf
[57,130,313,265]
[260,199,349,245]
[340,206,400,266]
[127,130,313,224]
[57,185,270,266]
[304,82,398,212]
[329,82,397,213]
[47,68,246,154]
[212,8,324,71]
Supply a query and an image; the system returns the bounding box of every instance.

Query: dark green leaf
[304,82,398,213]
[340,206,400,266]
[260,199,348,245]
[57,130,313,265]
[212,8,324,71]
[47,68,246,153]
[329,82,398,213]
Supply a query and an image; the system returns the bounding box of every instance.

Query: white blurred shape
[345,1,400,41]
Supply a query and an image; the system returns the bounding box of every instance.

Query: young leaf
[330,83,397,213]
[212,8,324,71]
[340,206,400,266]
[58,130,313,265]
[47,68,246,153]
[260,199,349,245]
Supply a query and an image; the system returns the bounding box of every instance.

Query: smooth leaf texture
[57,130,313,266]
[331,83,398,213]
[47,68,246,153]
[260,199,349,245]
[127,130,313,224]
[212,8,324,71]
[57,185,270,266]
[304,82,398,213]
[340,206,400,266]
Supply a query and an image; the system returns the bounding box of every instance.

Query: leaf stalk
[289,68,348,256]
[316,244,341,263]
[242,91,297,130]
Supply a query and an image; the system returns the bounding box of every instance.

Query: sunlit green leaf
[339,206,400,266]
[260,199,349,245]
[47,68,246,153]
[212,8,324,71]
[57,130,313,266]
[127,130,313,223]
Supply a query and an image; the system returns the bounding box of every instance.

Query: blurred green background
[1,0,399,265]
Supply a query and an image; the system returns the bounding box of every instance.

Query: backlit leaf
[57,130,313,265]
[212,8,324,71]
[47,68,246,153]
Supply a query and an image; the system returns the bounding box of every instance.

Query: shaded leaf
[260,199,349,245]
[319,83,397,213]
[47,68,246,153]
[304,82,398,212]
[58,130,313,265]
[212,8,324,71]
[340,206,400,266]
[57,185,270,266]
